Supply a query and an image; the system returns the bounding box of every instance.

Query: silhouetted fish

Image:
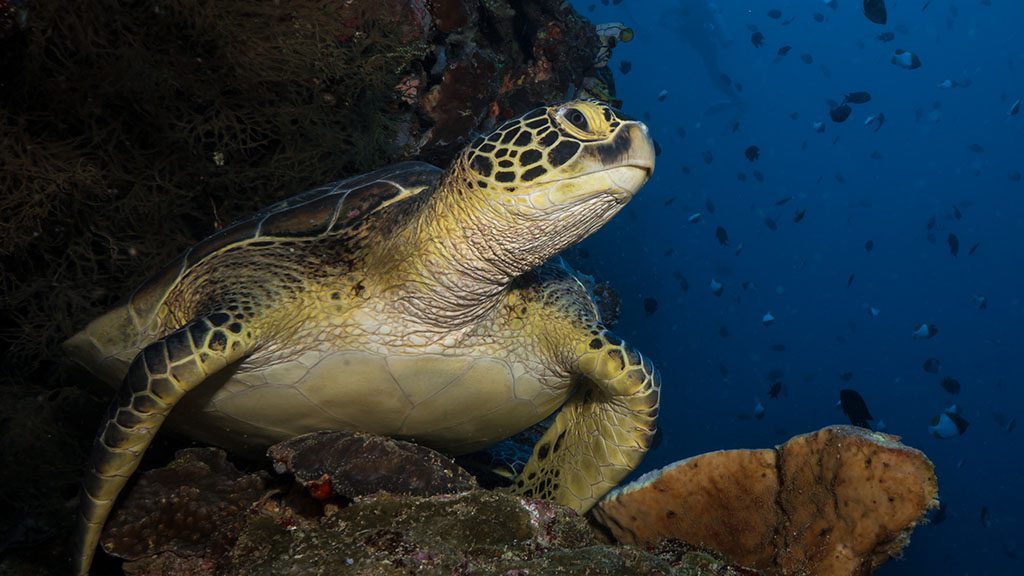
[705,198,716,213]
[865,240,875,252]
[844,91,872,104]
[771,343,787,352]
[753,170,765,182]
[777,45,792,56]
[703,149,714,164]
[940,377,961,395]
[923,357,942,374]
[968,242,980,255]
[948,233,960,257]
[767,9,782,19]
[764,217,778,231]
[793,208,806,223]
[847,273,855,288]
[751,31,765,47]
[643,297,658,317]
[839,389,874,428]
[891,49,922,69]
[775,196,793,206]
[877,31,895,42]
[715,226,730,246]
[745,145,760,162]
[800,53,814,64]
[864,0,888,25]
[619,60,632,75]
[767,381,783,398]
[830,103,853,122]
[840,371,855,382]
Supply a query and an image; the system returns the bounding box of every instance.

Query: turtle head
[457,100,654,268]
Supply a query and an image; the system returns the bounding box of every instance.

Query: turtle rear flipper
[73,311,256,576]
[511,327,660,513]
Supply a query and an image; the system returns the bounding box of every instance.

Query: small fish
[703,149,714,165]
[774,196,792,206]
[967,143,985,153]
[953,205,962,220]
[877,31,896,42]
[813,12,825,23]
[687,212,702,224]
[923,357,942,374]
[681,165,692,175]
[737,172,748,182]
[771,343,787,352]
[921,1,930,12]
[674,271,689,292]
[762,311,776,326]
[800,53,814,64]
[793,208,807,223]
[864,113,886,131]
[972,294,988,310]
[864,0,888,24]
[929,407,969,439]
[938,79,957,89]
[813,120,825,133]
[1008,417,1017,434]
[968,242,980,255]
[753,398,766,420]
[719,326,730,338]
[830,103,853,123]
[643,297,658,317]
[843,91,872,104]
[1010,99,1021,116]
[777,45,792,56]
[657,89,669,102]
[751,31,765,47]
[753,170,765,182]
[892,49,922,69]
[865,240,874,252]
[840,371,855,381]
[912,323,939,339]
[731,121,741,133]
[764,217,778,231]
[705,198,716,213]
[735,243,744,256]
[839,389,874,428]
[767,9,782,19]
[980,506,990,528]
[767,381,783,398]
[940,376,961,395]
[745,145,760,162]
[715,226,730,246]
[1009,170,1022,182]
[710,278,724,296]
[619,60,632,75]
[663,197,676,206]
[869,306,880,317]
[677,126,687,138]
[948,233,960,257]
[824,0,838,9]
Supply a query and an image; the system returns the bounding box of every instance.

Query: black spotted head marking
[462,100,655,213]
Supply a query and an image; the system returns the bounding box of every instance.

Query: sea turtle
[66,100,659,575]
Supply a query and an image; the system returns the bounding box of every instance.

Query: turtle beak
[604,121,655,199]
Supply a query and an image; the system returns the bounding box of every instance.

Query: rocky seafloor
[2,427,936,576]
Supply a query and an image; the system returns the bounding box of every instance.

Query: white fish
[688,212,702,224]
[1010,99,1021,116]
[875,419,887,432]
[912,323,938,339]
[823,0,838,9]
[869,306,880,317]
[891,49,922,70]
[937,79,957,89]
[813,121,825,133]
[710,278,724,296]
[929,411,969,439]
[657,89,669,102]
[753,398,766,419]
[762,311,776,326]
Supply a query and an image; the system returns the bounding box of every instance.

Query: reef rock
[591,425,939,576]
[268,430,478,500]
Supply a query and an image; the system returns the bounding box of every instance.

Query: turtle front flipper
[511,327,660,513]
[73,312,256,576]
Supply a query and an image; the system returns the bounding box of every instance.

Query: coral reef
[90,432,749,576]
[591,425,939,576]
[268,430,478,499]
[101,449,267,567]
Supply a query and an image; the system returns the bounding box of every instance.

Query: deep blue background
[569,0,1023,573]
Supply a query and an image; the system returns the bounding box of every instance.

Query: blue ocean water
[570,0,1023,573]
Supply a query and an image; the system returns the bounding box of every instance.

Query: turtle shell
[127,161,442,329]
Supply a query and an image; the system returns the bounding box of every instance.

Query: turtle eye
[565,108,589,132]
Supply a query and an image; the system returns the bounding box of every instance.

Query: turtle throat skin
[379,101,654,330]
